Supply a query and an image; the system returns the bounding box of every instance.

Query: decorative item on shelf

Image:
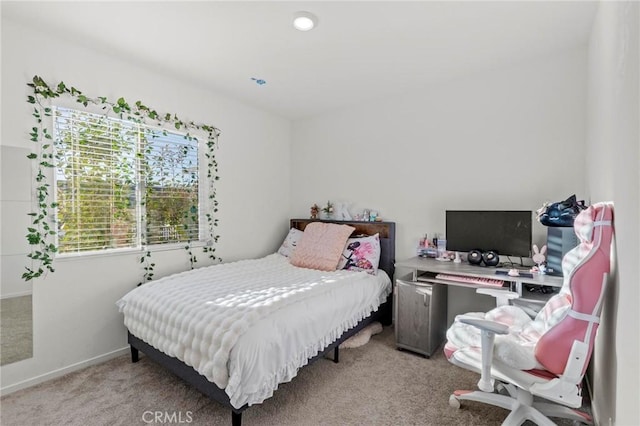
[334,202,352,220]
[436,238,447,258]
[417,234,438,258]
[537,194,586,227]
[531,244,547,275]
[310,203,319,219]
[418,234,427,251]
[322,201,334,219]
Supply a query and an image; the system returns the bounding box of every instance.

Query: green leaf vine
[24,75,222,284]
[139,251,155,286]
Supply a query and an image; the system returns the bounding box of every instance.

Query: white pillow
[277,228,303,257]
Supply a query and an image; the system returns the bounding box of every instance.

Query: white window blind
[54,107,200,254]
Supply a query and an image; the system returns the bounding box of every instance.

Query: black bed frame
[128,219,396,425]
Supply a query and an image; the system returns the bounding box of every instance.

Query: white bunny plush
[532,244,547,266]
[334,202,352,220]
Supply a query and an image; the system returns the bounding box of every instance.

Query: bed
[117,219,395,425]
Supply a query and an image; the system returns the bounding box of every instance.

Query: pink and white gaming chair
[444,202,614,425]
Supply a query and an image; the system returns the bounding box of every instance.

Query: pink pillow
[290,222,355,271]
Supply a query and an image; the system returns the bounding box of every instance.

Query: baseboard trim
[0,346,129,396]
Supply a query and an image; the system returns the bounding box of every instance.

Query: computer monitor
[445,210,533,258]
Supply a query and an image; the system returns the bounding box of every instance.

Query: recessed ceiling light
[293,11,317,31]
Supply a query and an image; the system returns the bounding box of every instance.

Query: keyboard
[435,273,505,287]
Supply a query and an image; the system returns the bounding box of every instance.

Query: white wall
[291,46,588,263]
[0,18,291,391]
[586,1,640,425]
[1,145,33,298]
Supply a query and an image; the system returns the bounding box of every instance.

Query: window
[54,107,200,254]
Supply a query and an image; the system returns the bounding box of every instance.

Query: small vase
[323,212,333,220]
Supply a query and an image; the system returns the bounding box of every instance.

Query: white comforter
[116,253,391,408]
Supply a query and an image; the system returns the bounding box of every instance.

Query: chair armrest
[476,288,519,299]
[476,288,520,306]
[458,316,508,392]
[459,317,509,335]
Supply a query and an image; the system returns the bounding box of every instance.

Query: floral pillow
[277,228,304,258]
[337,233,381,274]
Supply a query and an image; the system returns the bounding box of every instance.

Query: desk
[395,256,563,302]
[393,257,563,357]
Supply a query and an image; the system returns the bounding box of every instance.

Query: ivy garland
[24,75,222,283]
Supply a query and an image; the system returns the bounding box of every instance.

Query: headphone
[467,249,500,267]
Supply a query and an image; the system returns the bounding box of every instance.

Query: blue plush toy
[537,194,586,227]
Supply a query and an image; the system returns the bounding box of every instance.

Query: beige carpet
[0,326,588,425]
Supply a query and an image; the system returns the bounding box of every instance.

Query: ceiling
[2,1,598,120]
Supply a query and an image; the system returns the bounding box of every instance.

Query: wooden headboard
[290,219,396,280]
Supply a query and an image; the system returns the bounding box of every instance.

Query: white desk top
[395,256,564,288]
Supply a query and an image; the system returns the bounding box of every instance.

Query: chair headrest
[573,202,613,244]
